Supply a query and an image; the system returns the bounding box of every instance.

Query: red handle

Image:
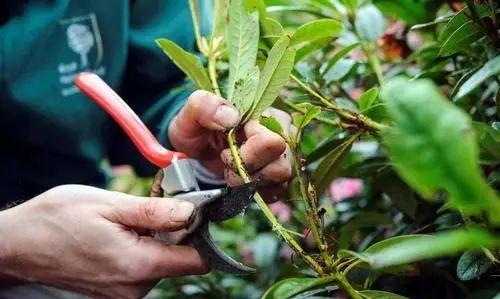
[74,72,186,168]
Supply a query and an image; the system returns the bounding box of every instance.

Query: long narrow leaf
[290,19,343,46]
[156,39,212,91]
[312,134,358,193]
[455,55,500,100]
[232,66,260,115]
[364,228,500,269]
[227,0,260,102]
[248,36,296,119]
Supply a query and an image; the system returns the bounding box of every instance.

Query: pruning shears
[74,72,256,275]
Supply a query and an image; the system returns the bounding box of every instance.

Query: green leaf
[261,17,284,43]
[295,38,331,62]
[324,58,356,83]
[312,134,358,194]
[363,235,430,255]
[155,39,212,91]
[363,228,500,269]
[377,171,417,218]
[292,103,321,130]
[244,0,267,17]
[266,5,326,17]
[473,121,500,162]
[339,235,425,275]
[320,43,360,76]
[439,20,482,57]
[359,87,379,112]
[355,4,387,42]
[457,250,493,281]
[438,6,490,43]
[227,0,260,102]
[212,0,230,39]
[249,37,296,119]
[232,66,260,116]
[410,14,454,31]
[381,77,500,222]
[340,0,360,9]
[290,19,344,46]
[261,277,335,299]
[374,0,430,25]
[437,6,492,56]
[306,135,348,165]
[455,55,500,100]
[361,235,427,275]
[359,290,409,299]
[260,115,284,135]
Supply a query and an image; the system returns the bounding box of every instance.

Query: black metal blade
[205,182,257,222]
[191,222,256,275]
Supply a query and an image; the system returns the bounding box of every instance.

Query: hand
[0,185,208,299]
[168,90,293,202]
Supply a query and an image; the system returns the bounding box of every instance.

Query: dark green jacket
[0,0,210,205]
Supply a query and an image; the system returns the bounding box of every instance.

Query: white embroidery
[67,24,94,68]
[57,13,106,97]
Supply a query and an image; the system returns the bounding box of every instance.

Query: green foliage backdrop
[111,0,500,298]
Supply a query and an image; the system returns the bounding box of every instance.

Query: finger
[134,237,210,278]
[224,167,244,186]
[223,165,288,202]
[225,148,292,186]
[108,196,196,232]
[169,90,239,158]
[170,90,240,139]
[252,147,293,185]
[220,120,286,173]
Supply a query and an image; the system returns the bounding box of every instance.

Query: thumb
[109,196,196,232]
[168,90,240,157]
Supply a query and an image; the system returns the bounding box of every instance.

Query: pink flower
[328,178,364,202]
[240,245,254,265]
[269,201,292,222]
[349,48,365,60]
[349,87,365,101]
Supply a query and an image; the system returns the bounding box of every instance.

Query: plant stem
[291,147,333,270]
[342,260,363,275]
[280,98,340,127]
[334,272,362,299]
[208,55,221,97]
[188,0,204,53]
[227,129,324,275]
[362,42,385,86]
[291,74,333,107]
[290,74,384,133]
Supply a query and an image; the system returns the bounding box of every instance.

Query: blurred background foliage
[110,0,500,298]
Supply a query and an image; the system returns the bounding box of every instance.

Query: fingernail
[214,105,240,128]
[171,201,195,222]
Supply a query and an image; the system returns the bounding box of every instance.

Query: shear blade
[205,182,257,223]
[191,222,256,275]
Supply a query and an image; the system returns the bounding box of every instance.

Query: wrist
[0,209,24,283]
